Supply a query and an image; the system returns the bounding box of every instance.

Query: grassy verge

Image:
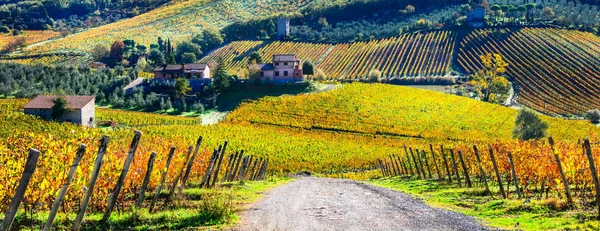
[9,178,291,230]
[370,176,599,230]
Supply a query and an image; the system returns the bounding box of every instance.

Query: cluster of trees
[0,0,167,31]
[484,0,600,34]
[0,62,209,113]
[92,39,147,67]
[223,0,473,43]
[145,28,224,67]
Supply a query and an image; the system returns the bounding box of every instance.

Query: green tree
[176,41,202,62]
[513,109,548,141]
[302,60,315,78]
[92,44,109,61]
[182,52,197,64]
[148,49,165,66]
[51,97,68,120]
[200,27,224,51]
[248,52,263,64]
[212,59,231,94]
[167,53,176,64]
[540,6,555,21]
[468,53,510,103]
[174,78,191,98]
[585,109,600,124]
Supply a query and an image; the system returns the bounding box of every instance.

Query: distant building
[88,62,106,69]
[153,63,211,79]
[277,17,290,40]
[24,95,95,127]
[257,54,303,84]
[467,7,486,28]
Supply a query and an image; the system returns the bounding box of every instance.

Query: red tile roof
[24,95,95,110]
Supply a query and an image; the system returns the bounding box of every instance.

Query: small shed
[24,95,96,127]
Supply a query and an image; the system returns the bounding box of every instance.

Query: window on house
[260,72,264,77]
[275,71,280,76]
[284,62,288,66]
[284,71,288,76]
[275,62,279,66]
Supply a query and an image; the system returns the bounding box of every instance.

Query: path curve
[240,177,493,231]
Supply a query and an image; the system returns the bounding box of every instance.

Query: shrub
[314,69,326,81]
[513,109,548,141]
[585,109,600,124]
[368,69,382,83]
[0,26,9,34]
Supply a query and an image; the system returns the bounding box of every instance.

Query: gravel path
[240,177,494,231]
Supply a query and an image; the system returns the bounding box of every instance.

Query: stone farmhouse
[24,95,95,127]
[257,54,304,84]
[153,63,211,79]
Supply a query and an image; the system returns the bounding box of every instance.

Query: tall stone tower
[277,17,290,40]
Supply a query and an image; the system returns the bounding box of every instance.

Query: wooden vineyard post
[403,147,414,175]
[429,144,442,180]
[231,153,241,181]
[223,153,235,181]
[449,149,462,187]
[167,145,193,203]
[548,137,573,205]
[473,145,491,195]
[440,145,452,182]
[488,145,506,199]
[182,136,203,187]
[73,136,110,231]
[421,150,432,178]
[457,151,472,188]
[43,145,86,231]
[409,148,422,178]
[507,152,522,199]
[378,160,385,176]
[231,150,245,181]
[211,141,228,186]
[255,158,265,180]
[389,156,398,176]
[238,156,249,180]
[201,148,219,187]
[249,158,259,180]
[0,149,40,231]
[395,155,405,176]
[102,130,142,224]
[248,157,259,180]
[415,149,426,178]
[135,152,157,208]
[583,139,600,218]
[259,159,269,180]
[149,146,176,213]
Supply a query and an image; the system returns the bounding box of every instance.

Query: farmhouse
[24,95,95,127]
[257,54,303,84]
[154,63,211,79]
[466,7,486,28]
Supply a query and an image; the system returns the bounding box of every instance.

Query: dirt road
[240,177,493,231]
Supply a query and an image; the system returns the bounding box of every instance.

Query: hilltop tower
[277,17,290,40]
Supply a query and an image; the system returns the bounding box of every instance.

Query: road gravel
[240,177,495,231]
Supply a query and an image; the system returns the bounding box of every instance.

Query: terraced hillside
[457,28,600,116]
[228,84,598,142]
[202,30,457,80]
[18,0,312,56]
